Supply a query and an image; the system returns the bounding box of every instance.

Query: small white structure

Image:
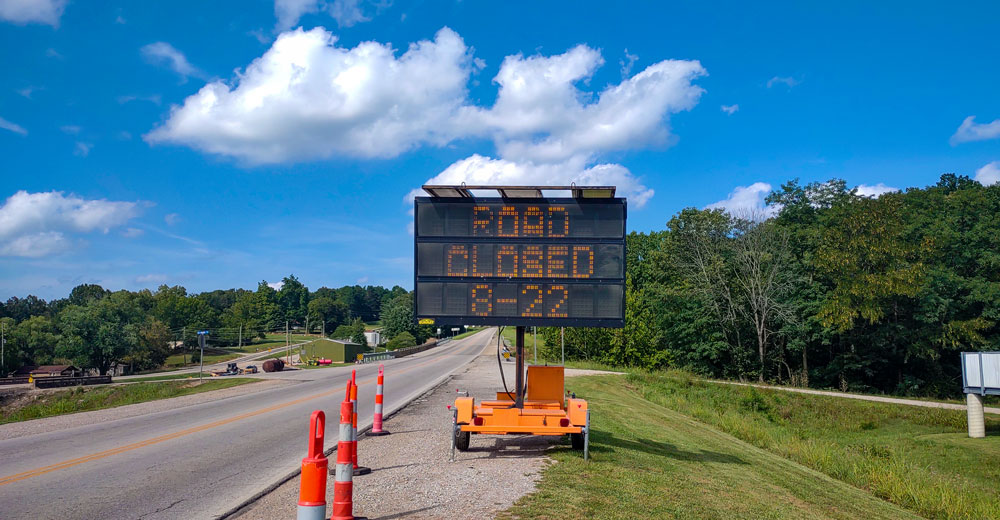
[961,352,1000,438]
[364,329,382,346]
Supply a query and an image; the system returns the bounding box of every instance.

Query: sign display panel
[414,197,626,327]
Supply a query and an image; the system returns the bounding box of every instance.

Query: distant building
[324,339,367,363]
[10,365,37,377]
[364,329,382,346]
[29,365,81,377]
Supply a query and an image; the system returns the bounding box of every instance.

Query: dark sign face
[414,197,626,327]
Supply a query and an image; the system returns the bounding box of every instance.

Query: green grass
[614,370,1000,520]
[451,327,484,340]
[502,374,920,520]
[122,373,206,382]
[500,326,548,354]
[0,378,257,425]
[164,349,241,367]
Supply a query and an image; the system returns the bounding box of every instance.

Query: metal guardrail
[0,376,30,386]
[358,338,452,364]
[33,375,112,389]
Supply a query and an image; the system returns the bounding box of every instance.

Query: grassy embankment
[505,371,1000,520]
[0,378,256,425]
[451,327,485,340]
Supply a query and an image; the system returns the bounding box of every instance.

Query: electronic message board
[414,198,626,327]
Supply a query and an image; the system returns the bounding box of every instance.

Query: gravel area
[0,378,293,442]
[234,345,554,520]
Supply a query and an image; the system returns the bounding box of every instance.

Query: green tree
[386,331,416,350]
[7,315,60,368]
[381,293,415,341]
[59,291,145,375]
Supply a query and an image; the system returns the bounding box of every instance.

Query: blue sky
[1,0,999,300]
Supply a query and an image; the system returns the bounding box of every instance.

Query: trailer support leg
[584,409,591,461]
[515,326,525,409]
[450,408,457,462]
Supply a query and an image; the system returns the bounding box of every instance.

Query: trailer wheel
[571,433,584,450]
[455,429,471,451]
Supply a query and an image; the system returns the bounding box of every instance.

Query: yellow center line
[0,336,484,487]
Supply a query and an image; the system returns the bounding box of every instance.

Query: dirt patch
[235,344,553,520]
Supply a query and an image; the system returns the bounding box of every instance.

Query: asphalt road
[0,329,495,519]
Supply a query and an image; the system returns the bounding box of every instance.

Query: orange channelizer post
[331,400,360,520]
[370,364,389,436]
[297,410,328,520]
[350,381,371,476]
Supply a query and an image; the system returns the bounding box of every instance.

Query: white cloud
[118,94,161,105]
[274,0,320,31]
[0,116,27,135]
[855,183,899,197]
[45,48,62,59]
[164,213,181,226]
[470,46,706,163]
[0,231,70,257]
[16,86,35,98]
[620,49,639,78]
[329,0,368,27]
[122,227,144,238]
[74,142,92,157]
[411,154,655,208]
[0,190,142,257]
[135,273,167,284]
[274,0,371,31]
[976,161,1000,186]
[147,27,475,163]
[150,28,706,209]
[706,182,777,217]
[141,42,205,81]
[267,281,285,290]
[60,124,80,134]
[0,0,66,26]
[767,76,799,89]
[950,116,1000,145]
[721,104,739,115]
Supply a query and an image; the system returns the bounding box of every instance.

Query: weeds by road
[0,379,257,425]
[630,370,1000,520]
[503,374,919,519]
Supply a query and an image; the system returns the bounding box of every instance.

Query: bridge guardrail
[358,338,452,364]
[33,375,112,389]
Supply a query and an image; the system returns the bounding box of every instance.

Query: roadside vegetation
[513,372,1000,520]
[503,375,921,520]
[0,378,257,425]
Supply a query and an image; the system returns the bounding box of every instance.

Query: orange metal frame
[455,364,588,436]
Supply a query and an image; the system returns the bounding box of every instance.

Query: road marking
[0,331,489,487]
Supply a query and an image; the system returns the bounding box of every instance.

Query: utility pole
[1,321,6,376]
[182,327,187,365]
[305,315,309,336]
[561,327,565,366]
[533,326,537,364]
[285,321,290,364]
[238,324,243,349]
[197,330,208,382]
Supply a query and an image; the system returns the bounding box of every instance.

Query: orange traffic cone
[331,399,366,520]
[350,380,371,476]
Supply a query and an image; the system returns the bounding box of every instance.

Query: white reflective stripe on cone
[335,463,353,483]
[340,422,352,442]
[297,505,327,520]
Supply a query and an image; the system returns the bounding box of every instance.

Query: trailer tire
[455,430,470,451]
[571,433,584,450]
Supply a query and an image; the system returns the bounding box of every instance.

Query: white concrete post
[967,392,986,438]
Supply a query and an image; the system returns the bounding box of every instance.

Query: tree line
[0,276,410,375]
[540,174,999,397]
